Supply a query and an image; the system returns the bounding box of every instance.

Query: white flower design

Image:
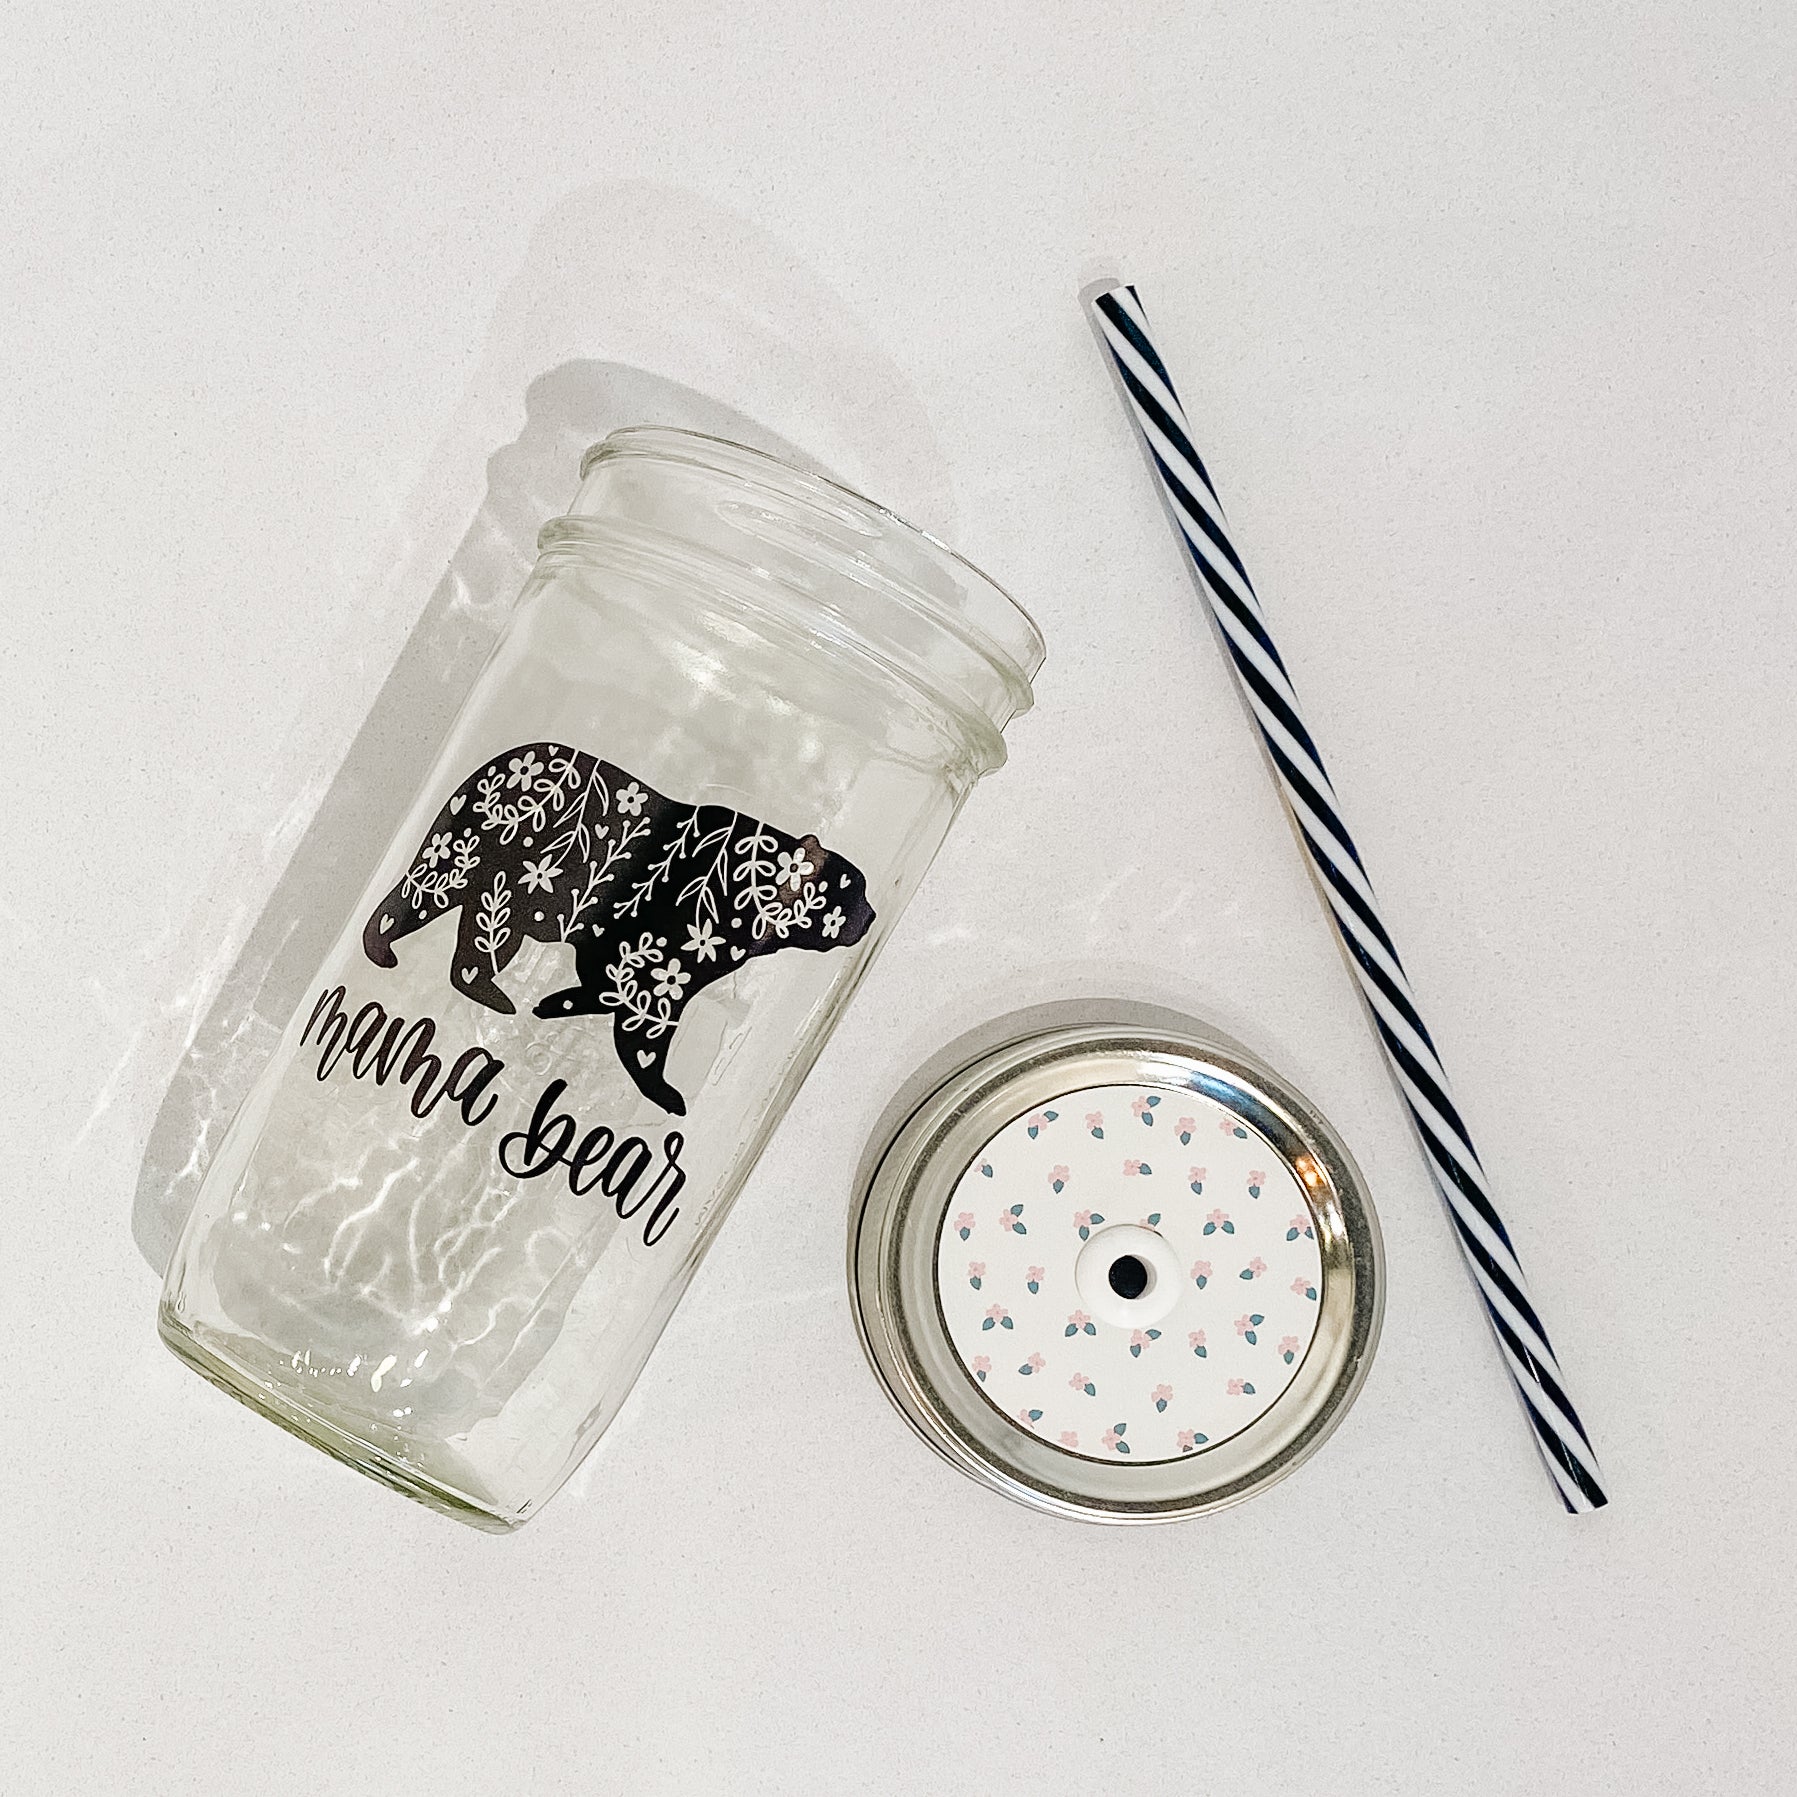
[520,856,561,893]
[422,830,454,868]
[684,918,723,962]
[820,905,845,939]
[615,780,647,817]
[775,847,816,889]
[506,749,544,789]
[652,957,690,1000]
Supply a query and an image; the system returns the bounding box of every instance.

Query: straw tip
[1077,274,1134,313]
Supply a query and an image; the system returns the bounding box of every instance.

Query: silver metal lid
[848,1010,1383,1522]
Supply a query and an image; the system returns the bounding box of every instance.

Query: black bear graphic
[363,742,875,1114]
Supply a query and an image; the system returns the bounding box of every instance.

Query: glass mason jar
[160,428,1043,1530]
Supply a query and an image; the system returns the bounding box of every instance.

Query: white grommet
[1074,1223,1184,1328]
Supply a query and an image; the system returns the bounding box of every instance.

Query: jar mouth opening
[580,426,1046,692]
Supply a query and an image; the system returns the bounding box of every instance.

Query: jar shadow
[129,362,808,1275]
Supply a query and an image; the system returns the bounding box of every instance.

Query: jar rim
[580,426,1046,690]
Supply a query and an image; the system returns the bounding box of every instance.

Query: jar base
[157,1304,527,1534]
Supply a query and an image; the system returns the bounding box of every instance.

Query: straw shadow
[130,362,804,1274]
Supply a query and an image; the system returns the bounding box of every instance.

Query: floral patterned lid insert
[934,1083,1324,1465]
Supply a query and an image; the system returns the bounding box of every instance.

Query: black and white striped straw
[1089,282,1607,1512]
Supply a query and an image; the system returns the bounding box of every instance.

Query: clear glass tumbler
[159,428,1043,1529]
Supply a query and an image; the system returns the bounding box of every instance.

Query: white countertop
[4,3,1792,1790]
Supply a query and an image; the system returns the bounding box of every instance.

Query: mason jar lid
[849,1012,1383,1522]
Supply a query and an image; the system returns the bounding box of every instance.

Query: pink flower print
[1246,1168,1266,1199]
[1074,1208,1106,1241]
[1017,1404,1044,1425]
[1187,1165,1207,1194]
[1128,1327,1163,1358]
[967,1260,986,1291]
[1049,1163,1070,1194]
[1190,1259,1212,1290]
[1235,1311,1265,1344]
[1203,1208,1234,1237]
[1026,1265,1045,1294]
[954,1211,974,1241]
[1018,1352,1046,1377]
[1188,1328,1208,1358]
[1287,1214,1314,1242]
[1085,1110,1105,1139]
[1219,1116,1249,1139]
[1122,1158,1150,1177]
[981,1303,1014,1333]
[1069,1371,1096,1397]
[1152,1383,1173,1413]
[970,1354,991,1382]
[1278,1334,1302,1365]
[1025,1110,1055,1140]
[998,1202,1028,1235]
[1176,1117,1197,1145]
[1065,1309,1097,1339]
[1237,1256,1268,1282]
[1130,1093,1161,1125]
[1101,1423,1132,1455]
[1059,1430,1079,1450]
[1292,1276,1319,1300]
[1227,1376,1258,1396]
[1177,1427,1209,1452]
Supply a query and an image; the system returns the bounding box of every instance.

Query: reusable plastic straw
[1089,282,1607,1512]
